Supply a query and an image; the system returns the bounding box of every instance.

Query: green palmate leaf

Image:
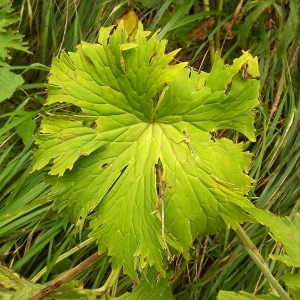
[32,22,260,279]
[248,209,300,267]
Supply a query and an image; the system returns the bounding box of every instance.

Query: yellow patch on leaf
[115,10,139,41]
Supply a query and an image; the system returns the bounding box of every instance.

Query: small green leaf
[248,209,300,267]
[11,286,43,300]
[281,274,300,300]
[0,273,22,293]
[281,273,300,287]
[49,281,94,299]
[0,265,43,300]
[217,291,282,300]
[15,117,36,146]
[115,268,174,299]
[0,0,30,60]
[0,69,24,102]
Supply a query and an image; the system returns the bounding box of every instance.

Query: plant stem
[93,268,121,295]
[31,237,97,283]
[234,223,292,300]
[29,251,107,300]
[203,0,216,66]
[215,0,224,54]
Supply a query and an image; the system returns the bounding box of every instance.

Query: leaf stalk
[234,223,292,300]
[31,237,97,283]
[216,0,224,53]
[29,251,106,300]
[203,0,216,65]
[93,268,121,295]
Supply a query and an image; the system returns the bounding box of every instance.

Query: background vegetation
[0,0,299,299]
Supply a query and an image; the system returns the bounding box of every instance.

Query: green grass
[1,0,299,299]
